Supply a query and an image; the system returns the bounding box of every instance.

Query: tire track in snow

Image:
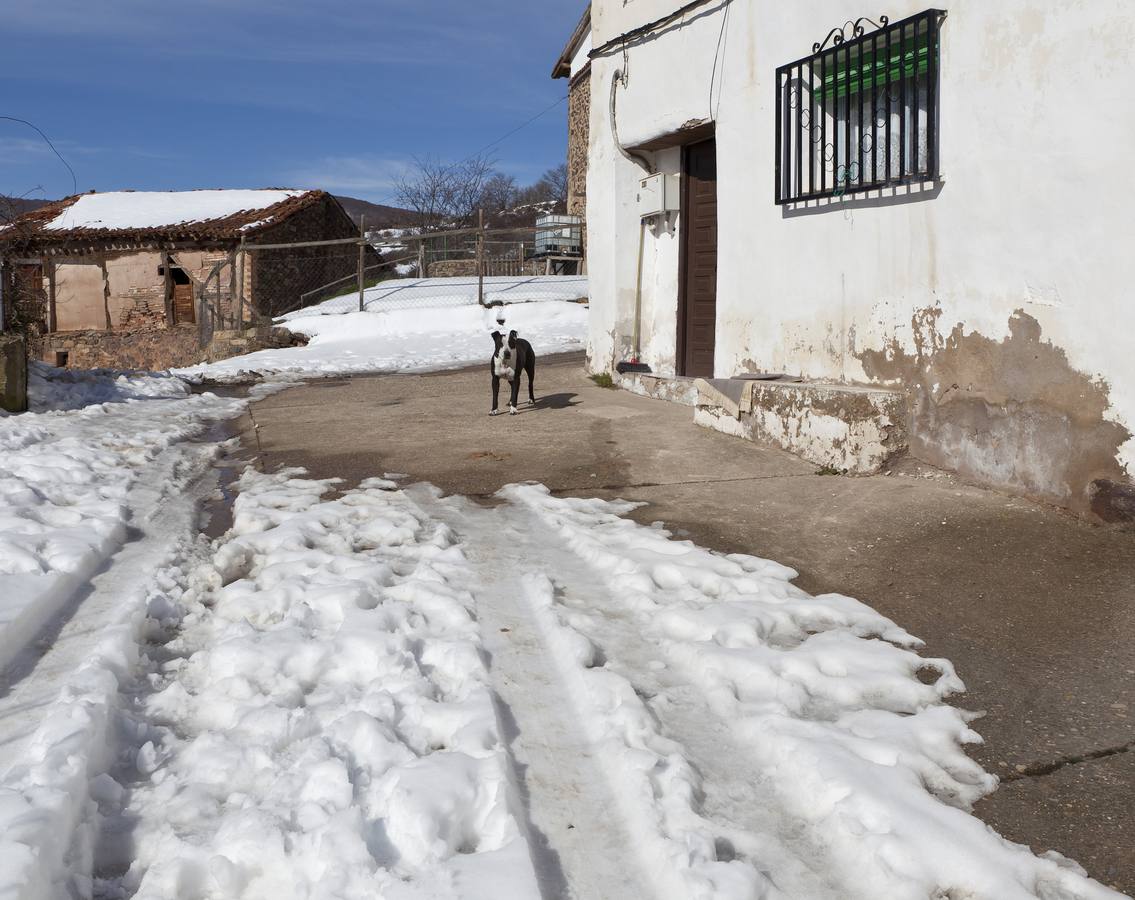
[413,488,650,900]
[0,442,221,770]
[414,489,859,900]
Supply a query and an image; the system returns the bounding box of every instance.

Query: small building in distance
[0,189,362,370]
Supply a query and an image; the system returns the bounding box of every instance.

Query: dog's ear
[508,330,518,347]
[491,331,502,348]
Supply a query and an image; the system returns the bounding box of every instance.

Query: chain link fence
[243,219,588,322]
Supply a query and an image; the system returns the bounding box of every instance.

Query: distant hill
[0,195,51,222]
[333,196,418,229]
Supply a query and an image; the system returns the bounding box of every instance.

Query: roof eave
[552,4,592,79]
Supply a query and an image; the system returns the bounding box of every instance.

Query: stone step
[694,377,908,474]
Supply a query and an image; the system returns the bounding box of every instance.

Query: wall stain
[858,308,1131,518]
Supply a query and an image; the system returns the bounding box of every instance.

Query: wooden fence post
[476,209,485,307]
[237,237,246,327]
[358,214,366,313]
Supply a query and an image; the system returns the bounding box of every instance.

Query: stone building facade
[553,6,592,219]
[0,189,365,370]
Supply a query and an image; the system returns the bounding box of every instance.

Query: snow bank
[0,376,245,677]
[180,299,588,383]
[0,546,192,900]
[503,484,1123,900]
[43,190,309,232]
[96,470,539,899]
[284,275,588,320]
[23,361,190,413]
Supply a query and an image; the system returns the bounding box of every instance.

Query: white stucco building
[573,0,1135,520]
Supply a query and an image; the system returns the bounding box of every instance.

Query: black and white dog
[490,330,536,416]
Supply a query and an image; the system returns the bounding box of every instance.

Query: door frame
[676,134,717,377]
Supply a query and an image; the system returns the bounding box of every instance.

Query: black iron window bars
[775,10,946,205]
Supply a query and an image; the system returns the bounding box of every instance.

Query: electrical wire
[709,1,732,120]
[454,95,568,169]
[367,95,568,210]
[0,116,78,196]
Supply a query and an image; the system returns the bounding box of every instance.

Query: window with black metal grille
[775,10,946,206]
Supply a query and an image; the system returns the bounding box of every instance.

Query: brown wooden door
[172,281,195,325]
[678,138,718,377]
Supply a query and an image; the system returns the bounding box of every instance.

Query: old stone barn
[0,189,364,369]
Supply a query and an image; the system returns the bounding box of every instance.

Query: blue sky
[0,0,585,204]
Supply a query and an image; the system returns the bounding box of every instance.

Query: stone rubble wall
[0,333,28,413]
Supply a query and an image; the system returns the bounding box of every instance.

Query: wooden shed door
[678,138,718,377]
[171,271,195,325]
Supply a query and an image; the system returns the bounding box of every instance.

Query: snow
[22,361,189,412]
[42,190,310,232]
[0,347,1123,897]
[0,371,253,683]
[0,449,1123,897]
[86,469,541,900]
[489,484,1122,900]
[179,295,588,382]
[283,275,588,319]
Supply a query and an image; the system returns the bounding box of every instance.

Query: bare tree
[394,154,499,229]
[480,173,517,214]
[538,163,569,206]
[513,164,569,213]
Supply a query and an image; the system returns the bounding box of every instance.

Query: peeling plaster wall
[105,250,167,328]
[586,0,1135,514]
[54,263,107,331]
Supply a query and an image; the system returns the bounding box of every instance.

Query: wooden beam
[46,259,56,334]
[163,251,174,326]
[99,255,112,330]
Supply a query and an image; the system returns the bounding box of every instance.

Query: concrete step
[616,371,700,406]
[694,377,908,474]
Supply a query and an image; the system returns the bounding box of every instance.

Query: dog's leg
[490,375,501,416]
[508,374,521,415]
[526,355,536,404]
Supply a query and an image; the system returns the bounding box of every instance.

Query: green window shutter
[822,41,933,101]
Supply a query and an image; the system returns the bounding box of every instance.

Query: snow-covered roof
[42,189,310,232]
[0,188,327,244]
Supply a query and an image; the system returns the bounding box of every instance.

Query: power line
[456,94,568,167]
[367,94,568,209]
[0,116,78,197]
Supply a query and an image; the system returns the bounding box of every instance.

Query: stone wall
[0,333,27,413]
[426,259,545,278]
[41,322,306,373]
[567,69,591,218]
[250,195,371,318]
[43,326,202,371]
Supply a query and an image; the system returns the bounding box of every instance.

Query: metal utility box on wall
[637,173,681,218]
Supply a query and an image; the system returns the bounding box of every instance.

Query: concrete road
[233,353,1135,895]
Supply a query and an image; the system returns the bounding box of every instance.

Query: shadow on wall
[858,308,1132,522]
[781,180,944,219]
